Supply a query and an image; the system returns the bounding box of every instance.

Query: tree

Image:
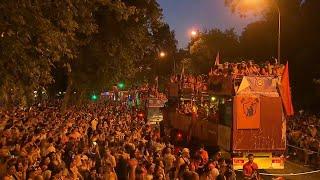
[0,0,177,107]
[0,0,101,107]
[62,0,177,105]
[188,28,241,74]
[224,0,320,111]
[240,20,277,61]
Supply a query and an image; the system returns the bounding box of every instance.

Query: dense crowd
[0,100,235,180]
[170,74,208,94]
[209,60,285,79]
[169,60,285,96]
[287,112,320,166]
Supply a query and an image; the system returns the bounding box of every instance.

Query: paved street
[262,161,320,180]
[235,161,320,179]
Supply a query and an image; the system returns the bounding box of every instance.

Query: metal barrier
[287,144,320,168]
[236,169,320,177]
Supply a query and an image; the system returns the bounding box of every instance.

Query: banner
[235,95,261,129]
[237,76,279,97]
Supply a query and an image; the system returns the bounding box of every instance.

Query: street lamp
[191,30,197,37]
[159,51,166,58]
[275,3,281,64]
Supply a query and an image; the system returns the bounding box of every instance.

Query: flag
[214,52,220,66]
[280,62,294,116]
[237,77,250,94]
[181,63,185,79]
[155,76,159,89]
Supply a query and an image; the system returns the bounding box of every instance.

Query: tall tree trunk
[1,80,12,109]
[0,86,9,109]
[62,73,73,112]
[77,90,86,106]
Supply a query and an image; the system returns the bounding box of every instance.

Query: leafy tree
[188,28,241,74]
[224,0,320,111]
[0,0,102,106]
[62,0,177,105]
[0,0,177,107]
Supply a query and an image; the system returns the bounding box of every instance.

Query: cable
[236,169,320,176]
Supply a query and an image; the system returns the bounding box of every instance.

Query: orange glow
[159,51,166,58]
[191,30,197,37]
[232,0,269,14]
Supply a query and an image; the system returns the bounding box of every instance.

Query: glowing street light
[190,30,197,37]
[159,51,166,58]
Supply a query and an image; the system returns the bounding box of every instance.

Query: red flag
[214,52,220,66]
[155,76,159,90]
[280,62,294,116]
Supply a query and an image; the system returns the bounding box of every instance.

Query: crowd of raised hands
[0,99,236,180]
[209,60,285,79]
[169,60,285,95]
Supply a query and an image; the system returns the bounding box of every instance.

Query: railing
[287,144,320,168]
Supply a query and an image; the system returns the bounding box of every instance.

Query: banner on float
[237,76,279,97]
[235,95,261,129]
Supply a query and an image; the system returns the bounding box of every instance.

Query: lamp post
[158,51,167,92]
[173,57,176,75]
[159,51,166,58]
[276,4,281,64]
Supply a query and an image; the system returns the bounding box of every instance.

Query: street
[262,160,320,180]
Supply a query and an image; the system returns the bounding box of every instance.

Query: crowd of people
[0,99,236,180]
[287,111,320,166]
[170,74,208,94]
[209,60,285,79]
[169,60,285,96]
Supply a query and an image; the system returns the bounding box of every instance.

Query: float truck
[163,76,286,169]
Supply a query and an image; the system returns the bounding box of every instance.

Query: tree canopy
[187,0,320,111]
[228,0,320,111]
[0,0,177,107]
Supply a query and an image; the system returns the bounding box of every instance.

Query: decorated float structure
[163,63,293,169]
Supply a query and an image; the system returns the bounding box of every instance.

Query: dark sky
[157,0,259,48]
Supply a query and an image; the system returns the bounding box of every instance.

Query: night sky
[157,0,260,48]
